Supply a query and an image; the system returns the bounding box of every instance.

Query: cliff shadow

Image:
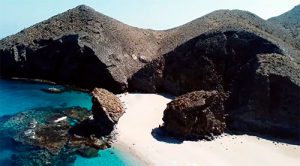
[0,34,125,93]
[151,127,183,144]
[132,30,300,144]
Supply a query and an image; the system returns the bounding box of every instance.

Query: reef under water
[0,79,136,166]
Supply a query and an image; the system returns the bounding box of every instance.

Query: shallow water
[0,79,136,166]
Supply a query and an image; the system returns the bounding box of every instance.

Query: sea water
[0,79,137,166]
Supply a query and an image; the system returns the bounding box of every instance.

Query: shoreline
[3,77,91,93]
[113,140,152,165]
[115,93,300,166]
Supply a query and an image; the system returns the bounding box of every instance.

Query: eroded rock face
[162,90,227,140]
[0,5,162,93]
[91,88,125,134]
[227,54,300,139]
[71,88,125,137]
[2,5,300,94]
[130,31,283,94]
[0,35,127,93]
[132,31,300,140]
[92,88,125,124]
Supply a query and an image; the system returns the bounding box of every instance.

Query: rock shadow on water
[151,127,183,144]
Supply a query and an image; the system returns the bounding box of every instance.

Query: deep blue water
[0,79,137,166]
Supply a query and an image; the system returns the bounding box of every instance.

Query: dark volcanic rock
[130,31,283,94]
[0,5,162,93]
[91,88,125,135]
[0,106,114,165]
[1,5,300,93]
[11,149,76,166]
[132,30,300,140]
[162,90,227,140]
[0,34,127,93]
[70,88,124,137]
[227,54,300,139]
[76,147,99,158]
[1,4,300,141]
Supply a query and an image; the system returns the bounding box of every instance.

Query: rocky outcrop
[0,5,162,93]
[227,54,300,139]
[91,88,125,134]
[70,88,125,136]
[1,5,300,93]
[130,31,283,94]
[0,106,113,165]
[162,90,227,140]
[0,4,299,140]
[132,30,300,140]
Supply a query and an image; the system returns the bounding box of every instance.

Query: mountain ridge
[268,4,300,43]
[0,4,299,92]
[1,4,300,140]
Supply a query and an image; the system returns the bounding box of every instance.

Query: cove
[0,79,136,166]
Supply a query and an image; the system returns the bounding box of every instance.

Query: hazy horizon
[0,0,299,39]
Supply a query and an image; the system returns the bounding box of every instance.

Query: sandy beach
[115,93,300,166]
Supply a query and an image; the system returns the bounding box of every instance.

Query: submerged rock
[162,90,227,140]
[0,3,299,145]
[0,106,114,165]
[76,147,99,158]
[11,149,76,166]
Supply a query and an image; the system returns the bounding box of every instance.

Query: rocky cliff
[0,5,162,93]
[1,4,300,140]
[1,5,300,93]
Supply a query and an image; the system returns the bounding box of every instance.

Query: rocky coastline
[0,3,300,165]
[0,87,124,165]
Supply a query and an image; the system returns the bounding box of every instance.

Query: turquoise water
[0,79,136,166]
[0,79,92,116]
[74,148,137,166]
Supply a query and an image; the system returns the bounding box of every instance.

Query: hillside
[161,9,300,57]
[0,4,300,93]
[269,4,300,43]
[0,5,163,92]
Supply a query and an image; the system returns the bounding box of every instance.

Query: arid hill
[269,4,300,45]
[1,5,299,93]
[0,4,300,139]
[0,5,163,92]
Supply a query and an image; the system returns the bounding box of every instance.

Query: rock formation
[91,88,125,134]
[0,5,162,93]
[0,4,300,140]
[162,90,226,140]
[1,5,300,93]
[130,31,284,94]
[70,88,125,136]
[228,54,300,139]
[132,30,300,139]
[0,106,112,165]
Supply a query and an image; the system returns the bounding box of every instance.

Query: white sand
[115,93,300,166]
